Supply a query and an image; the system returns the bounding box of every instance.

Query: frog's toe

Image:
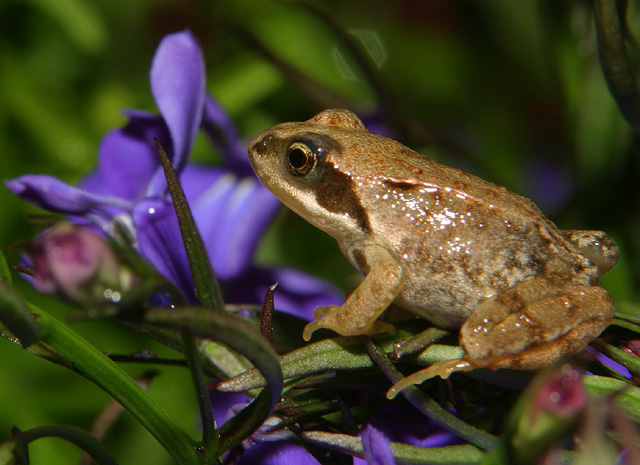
[302,320,322,341]
[369,320,396,336]
[386,358,472,399]
[312,305,338,319]
[303,306,341,340]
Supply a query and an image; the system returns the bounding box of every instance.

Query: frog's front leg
[387,276,614,398]
[303,244,404,341]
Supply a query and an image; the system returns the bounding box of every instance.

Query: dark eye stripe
[285,133,370,233]
[314,165,371,234]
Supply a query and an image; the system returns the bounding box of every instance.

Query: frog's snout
[247,135,262,160]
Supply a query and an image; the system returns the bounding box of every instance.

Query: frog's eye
[286,142,316,176]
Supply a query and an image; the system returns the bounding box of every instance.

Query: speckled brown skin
[248,109,618,395]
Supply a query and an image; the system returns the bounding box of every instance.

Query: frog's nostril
[250,135,272,157]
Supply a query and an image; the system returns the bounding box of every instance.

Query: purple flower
[355,425,395,465]
[236,441,321,465]
[524,158,572,216]
[6,30,341,315]
[212,392,403,465]
[210,391,319,465]
[358,402,461,450]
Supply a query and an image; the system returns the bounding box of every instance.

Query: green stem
[363,337,497,450]
[33,308,201,465]
[611,313,640,333]
[301,431,484,464]
[15,424,118,465]
[583,375,640,423]
[593,0,640,134]
[182,332,217,455]
[144,306,283,408]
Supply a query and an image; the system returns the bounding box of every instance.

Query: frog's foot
[303,305,395,341]
[386,358,473,399]
[303,305,339,341]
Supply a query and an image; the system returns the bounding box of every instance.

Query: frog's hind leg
[459,278,614,371]
[387,277,614,399]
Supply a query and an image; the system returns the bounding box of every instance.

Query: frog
[248,109,618,398]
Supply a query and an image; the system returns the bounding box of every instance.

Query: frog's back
[348,135,595,328]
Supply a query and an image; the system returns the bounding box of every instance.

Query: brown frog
[248,109,618,398]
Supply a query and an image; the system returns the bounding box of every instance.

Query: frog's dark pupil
[288,148,308,170]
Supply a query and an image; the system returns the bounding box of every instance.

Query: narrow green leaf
[215,321,443,393]
[595,341,640,376]
[217,18,353,111]
[0,280,39,347]
[199,339,254,379]
[611,312,640,333]
[181,332,216,455]
[156,141,222,455]
[363,337,497,450]
[14,424,118,465]
[215,319,532,395]
[300,431,484,464]
[0,249,11,283]
[593,0,640,134]
[26,0,107,53]
[144,306,283,408]
[155,140,224,310]
[584,375,640,423]
[32,307,200,465]
[300,3,399,121]
[216,334,374,393]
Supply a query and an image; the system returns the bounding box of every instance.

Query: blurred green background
[0,1,638,464]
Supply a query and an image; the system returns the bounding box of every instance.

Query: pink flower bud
[28,224,138,305]
[622,340,640,357]
[531,365,586,421]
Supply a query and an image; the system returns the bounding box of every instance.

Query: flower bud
[511,364,587,463]
[0,436,18,465]
[28,224,140,306]
[529,364,586,421]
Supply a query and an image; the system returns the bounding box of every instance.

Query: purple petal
[617,445,640,465]
[209,391,251,427]
[524,159,572,216]
[83,111,170,201]
[359,425,395,465]
[189,174,280,280]
[237,441,321,465]
[5,175,133,216]
[133,197,196,303]
[359,111,396,139]
[588,347,632,378]
[180,164,225,201]
[150,30,205,175]
[202,96,253,176]
[224,267,344,321]
[362,403,462,449]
